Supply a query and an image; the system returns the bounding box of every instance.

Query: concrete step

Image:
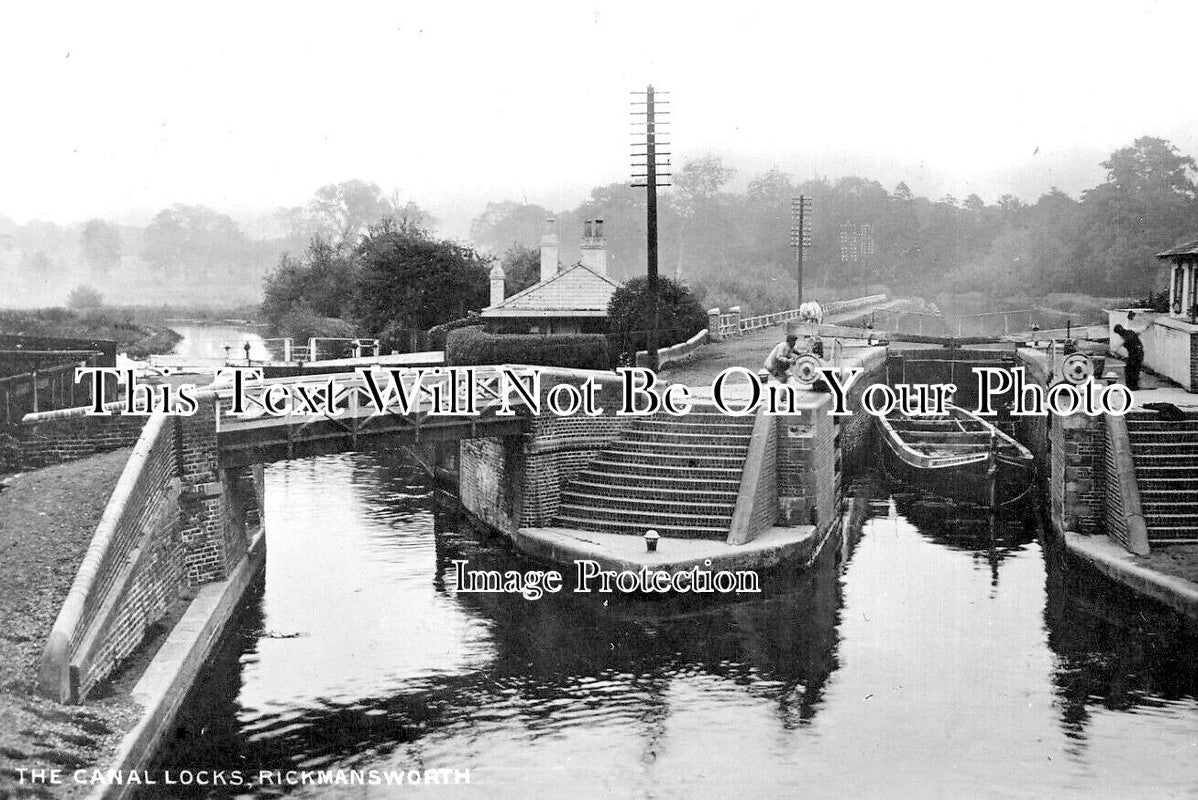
[1136,465,1198,479]
[633,419,757,436]
[1130,453,1198,464]
[1139,477,1198,490]
[600,449,747,468]
[1126,417,1198,428]
[1129,443,1198,456]
[1129,432,1198,444]
[1141,501,1198,515]
[553,512,730,540]
[1145,527,1198,542]
[560,490,735,516]
[614,439,752,455]
[1129,429,1198,439]
[585,460,744,480]
[569,478,740,499]
[556,501,731,524]
[1144,514,1198,528]
[622,429,754,445]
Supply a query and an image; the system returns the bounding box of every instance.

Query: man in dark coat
[1113,323,1144,390]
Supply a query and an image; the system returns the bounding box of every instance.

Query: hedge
[446,326,610,370]
[427,314,481,350]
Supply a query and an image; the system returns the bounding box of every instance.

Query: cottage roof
[480,263,620,318]
[1157,237,1198,259]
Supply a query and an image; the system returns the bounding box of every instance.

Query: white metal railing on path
[259,337,381,363]
[711,294,887,341]
[956,309,1037,337]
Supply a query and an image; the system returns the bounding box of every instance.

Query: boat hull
[876,405,1035,506]
[879,443,1033,506]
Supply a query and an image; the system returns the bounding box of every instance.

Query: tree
[355,218,490,349]
[499,243,540,296]
[469,201,555,254]
[284,180,416,253]
[261,236,360,330]
[143,204,248,281]
[19,250,59,280]
[80,220,123,275]
[607,276,707,352]
[67,285,104,309]
[669,156,736,278]
[1078,136,1198,290]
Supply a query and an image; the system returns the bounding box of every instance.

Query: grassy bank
[0,451,142,799]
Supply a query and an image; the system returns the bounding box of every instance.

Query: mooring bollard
[644,530,660,553]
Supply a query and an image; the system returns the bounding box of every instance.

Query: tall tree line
[470,136,1198,312]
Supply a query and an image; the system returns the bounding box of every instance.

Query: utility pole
[632,85,671,370]
[791,196,812,309]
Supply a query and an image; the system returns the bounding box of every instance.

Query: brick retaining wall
[19,413,147,468]
[35,396,257,703]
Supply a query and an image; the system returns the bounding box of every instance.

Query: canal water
[168,323,269,365]
[146,450,1198,799]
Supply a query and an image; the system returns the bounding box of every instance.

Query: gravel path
[0,449,142,800]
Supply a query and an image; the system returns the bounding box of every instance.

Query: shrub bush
[428,315,481,350]
[446,326,610,370]
[67,285,104,309]
[608,276,707,352]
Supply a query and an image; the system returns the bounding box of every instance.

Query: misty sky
[3,0,1196,238]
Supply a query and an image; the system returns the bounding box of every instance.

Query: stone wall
[35,397,259,703]
[747,416,778,537]
[19,413,147,468]
[459,437,524,535]
[776,400,837,529]
[1048,412,1104,536]
[458,370,634,535]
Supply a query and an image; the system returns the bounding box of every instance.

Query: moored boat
[876,404,1034,505]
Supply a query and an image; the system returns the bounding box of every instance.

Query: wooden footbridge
[212,365,580,468]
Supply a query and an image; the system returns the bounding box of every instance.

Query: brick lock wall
[777,407,836,527]
[460,436,524,535]
[519,412,632,528]
[19,414,147,468]
[746,415,777,536]
[175,397,235,586]
[61,416,185,698]
[35,393,263,701]
[1103,430,1130,550]
[1049,413,1104,535]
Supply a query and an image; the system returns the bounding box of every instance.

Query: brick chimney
[489,261,505,306]
[580,218,607,276]
[539,218,559,283]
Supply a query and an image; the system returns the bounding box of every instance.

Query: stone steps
[1126,431,1198,443]
[558,492,735,517]
[1127,414,1198,541]
[632,420,756,437]
[1139,477,1198,490]
[551,408,753,540]
[620,430,753,446]
[584,460,744,480]
[1130,443,1198,456]
[568,478,740,500]
[601,449,747,468]
[554,509,732,539]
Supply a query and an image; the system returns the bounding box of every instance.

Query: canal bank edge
[1063,532,1198,619]
[86,530,266,800]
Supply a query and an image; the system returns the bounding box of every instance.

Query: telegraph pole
[632,85,670,370]
[791,196,812,309]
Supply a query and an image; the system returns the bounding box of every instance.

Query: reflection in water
[148,453,1198,798]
